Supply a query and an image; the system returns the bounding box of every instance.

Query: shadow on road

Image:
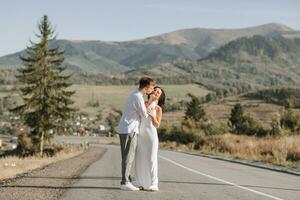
[13,176,300,192]
[24,176,122,180]
[0,185,119,190]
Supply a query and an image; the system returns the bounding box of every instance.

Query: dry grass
[162,111,185,126]
[69,84,209,115]
[159,95,295,129]
[204,96,285,128]
[160,134,300,168]
[3,84,300,127]
[2,84,209,114]
[0,145,86,181]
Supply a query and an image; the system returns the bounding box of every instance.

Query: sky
[0,0,299,56]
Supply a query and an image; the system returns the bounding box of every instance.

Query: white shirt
[117,90,148,134]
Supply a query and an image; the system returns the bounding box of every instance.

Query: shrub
[17,134,34,156]
[86,99,100,107]
[280,109,300,134]
[105,110,122,136]
[205,92,217,102]
[43,145,63,157]
[86,92,100,107]
[229,103,268,136]
[203,122,230,136]
[270,113,283,136]
[158,123,203,148]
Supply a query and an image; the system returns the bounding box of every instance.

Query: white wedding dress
[135,101,159,189]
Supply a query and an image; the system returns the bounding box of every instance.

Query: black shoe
[129,175,132,182]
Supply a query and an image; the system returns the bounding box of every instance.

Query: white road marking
[159,155,284,200]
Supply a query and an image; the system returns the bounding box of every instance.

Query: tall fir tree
[11,15,76,156]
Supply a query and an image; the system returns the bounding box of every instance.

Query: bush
[205,93,217,102]
[228,103,268,136]
[158,123,203,148]
[105,110,122,136]
[240,116,268,137]
[203,122,230,136]
[270,113,283,136]
[17,134,34,156]
[86,93,100,107]
[43,145,63,157]
[280,109,300,134]
[86,99,100,107]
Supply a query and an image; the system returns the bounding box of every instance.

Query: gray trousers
[119,133,137,185]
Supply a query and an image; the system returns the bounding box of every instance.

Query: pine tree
[228,103,246,133]
[184,93,206,122]
[11,15,76,156]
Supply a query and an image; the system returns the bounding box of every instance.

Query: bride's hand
[145,100,153,108]
[147,108,155,118]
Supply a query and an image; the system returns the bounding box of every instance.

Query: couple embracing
[117,77,166,191]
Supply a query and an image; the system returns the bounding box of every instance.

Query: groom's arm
[134,95,148,118]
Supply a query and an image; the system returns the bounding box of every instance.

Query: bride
[135,86,166,191]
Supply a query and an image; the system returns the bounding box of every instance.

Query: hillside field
[2,84,300,128]
[70,84,210,115]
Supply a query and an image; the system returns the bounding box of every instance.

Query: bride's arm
[147,106,162,128]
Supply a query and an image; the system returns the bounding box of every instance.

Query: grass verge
[160,134,300,168]
[0,144,87,181]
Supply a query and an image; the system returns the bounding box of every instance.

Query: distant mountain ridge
[0,23,298,74]
[126,35,300,90]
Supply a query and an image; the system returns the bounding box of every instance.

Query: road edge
[87,141,300,176]
[0,147,107,200]
[169,149,300,176]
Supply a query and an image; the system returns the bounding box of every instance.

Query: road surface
[61,144,300,200]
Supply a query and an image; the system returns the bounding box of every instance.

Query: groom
[117,77,156,191]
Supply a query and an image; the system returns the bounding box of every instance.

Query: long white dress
[135,101,159,189]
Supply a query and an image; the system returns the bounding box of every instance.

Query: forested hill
[126,35,300,94]
[0,23,297,74]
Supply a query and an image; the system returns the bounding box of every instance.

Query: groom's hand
[128,132,135,138]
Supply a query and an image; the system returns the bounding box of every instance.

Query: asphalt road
[60,144,300,200]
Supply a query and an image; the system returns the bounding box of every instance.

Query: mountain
[126,35,300,92]
[134,23,294,56]
[0,23,297,74]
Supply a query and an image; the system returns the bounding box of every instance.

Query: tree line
[159,93,300,149]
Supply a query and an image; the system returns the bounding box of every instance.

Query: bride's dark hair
[148,86,166,112]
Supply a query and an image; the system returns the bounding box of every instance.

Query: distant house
[99,125,106,131]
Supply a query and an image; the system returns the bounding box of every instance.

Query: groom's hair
[139,77,156,89]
